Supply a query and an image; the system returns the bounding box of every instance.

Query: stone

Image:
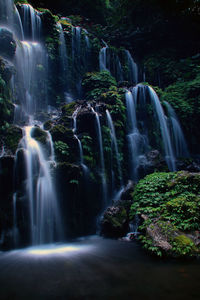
[100,205,129,238]
[0,28,16,59]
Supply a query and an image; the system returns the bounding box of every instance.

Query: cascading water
[164,101,189,158]
[106,110,123,196]
[72,26,82,97]
[17,125,63,244]
[72,108,89,176]
[57,22,69,98]
[14,41,48,121]
[125,84,179,179]
[125,50,138,84]
[1,0,64,246]
[91,107,107,205]
[99,40,109,72]
[19,4,42,41]
[0,0,24,39]
[148,86,176,171]
[125,87,149,181]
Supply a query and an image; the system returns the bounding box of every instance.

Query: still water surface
[0,236,199,299]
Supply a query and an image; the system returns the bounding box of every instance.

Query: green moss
[3,126,22,154]
[61,102,76,117]
[31,127,48,145]
[82,71,117,100]
[173,235,197,257]
[131,171,200,257]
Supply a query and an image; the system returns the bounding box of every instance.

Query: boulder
[0,28,16,59]
[101,205,129,238]
[0,56,15,82]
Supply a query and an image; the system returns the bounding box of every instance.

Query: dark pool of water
[0,236,200,300]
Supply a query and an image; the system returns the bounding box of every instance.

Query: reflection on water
[0,236,200,299]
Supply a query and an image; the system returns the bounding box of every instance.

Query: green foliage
[82,71,117,100]
[131,171,200,257]
[54,141,69,159]
[81,135,96,168]
[130,171,200,230]
[172,235,197,256]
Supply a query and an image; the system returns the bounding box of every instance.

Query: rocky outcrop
[0,28,16,59]
[101,205,129,238]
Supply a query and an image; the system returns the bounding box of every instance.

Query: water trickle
[148,86,176,171]
[125,50,138,84]
[72,26,82,97]
[106,110,123,191]
[72,108,89,174]
[91,107,107,205]
[57,22,69,94]
[99,40,109,72]
[164,101,189,158]
[12,192,19,247]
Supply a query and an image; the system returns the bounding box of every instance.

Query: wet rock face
[120,180,134,200]
[100,205,129,238]
[0,28,16,59]
[0,57,15,82]
[138,150,167,177]
[76,107,96,136]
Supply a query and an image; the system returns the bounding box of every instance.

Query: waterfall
[125,50,138,84]
[125,84,177,179]
[12,192,19,247]
[72,108,89,176]
[72,26,82,97]
[19,126,62,244]
[1,0,64,246]
[0,0,24,39]
[19,4,42,40]
[106,110,123,193]
[125,87,149,181]
[99,40,109,72]
[14,41,48,120]
[83,29,91,71]
[91,107,107,205]
[115,54,123,82]
[148,86,176,171]
[57,22,69,97]
[164,101,189,157]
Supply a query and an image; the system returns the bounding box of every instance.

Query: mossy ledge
[130,171,200,258]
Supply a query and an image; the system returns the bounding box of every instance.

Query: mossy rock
[0,57,15,83]
[43,120,53,131]
[0,28,16,59]
[3,126,22,154]
[50,124,73,143]
[140,217,199,257]
[131,171,200,257]
[82,71,117,100]
[61,102,76,117]
[31,127,48,145]
[101,205,129,238]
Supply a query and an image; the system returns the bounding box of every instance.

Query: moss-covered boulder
[82,71,117,100]
[3,125,22,154]
[101,205,129,238]
[50,125,79,162]
[130,171,200,257]
[31,126,48,145]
